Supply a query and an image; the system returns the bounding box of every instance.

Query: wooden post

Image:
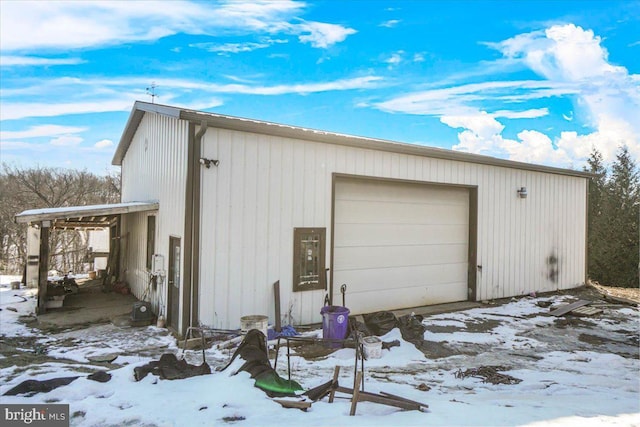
[328,366,340,403]
[350,371,362,416]
[37,222,50,314]
[26,225,41,288]
[274,280,281,332]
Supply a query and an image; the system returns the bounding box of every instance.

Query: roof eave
[113,101,593,179]
[15,201,159,224]
[178,109,594,179]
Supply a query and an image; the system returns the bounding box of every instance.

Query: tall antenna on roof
[146,82,158,103]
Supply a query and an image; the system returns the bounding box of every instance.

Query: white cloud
[413,53,425,63]
[190,42,270,54]
[233,75,381,95]
[504,130,567,164]
[385,51,404,67]
[0,124,87,139]
[494,108,549,119]
[376,23,639,167]
[447,115,572,167]
[221,74,263,84]
[376,80,568,116]
[50,135,83,146]
[557,115,639,163]
[0,98,138,121]
[447,111,638,167]
[0,56,85,67]
[296,21,357,48]
[1,75,381,120]
[492,24,625,81]
[190,38,288,55]
[379,19,401,28]
[441,112,503,137]
[94,139,114,149]
[487,23,639,164]
[0,1,354,52]
[1,1,178,51]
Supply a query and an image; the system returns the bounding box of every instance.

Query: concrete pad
[350,300,482,325]
[111,314,154,328]
[393,301,482,318]
[36,279,138,330]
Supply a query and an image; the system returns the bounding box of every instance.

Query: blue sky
[1,0,638,174]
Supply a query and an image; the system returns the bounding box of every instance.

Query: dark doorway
[168,236,181,331]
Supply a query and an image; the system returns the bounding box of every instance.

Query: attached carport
[15,201,158,313]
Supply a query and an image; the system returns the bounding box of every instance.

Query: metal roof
[15,201,159,229]
[113,101,593,179]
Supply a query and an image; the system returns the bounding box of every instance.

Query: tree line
[585,146,639,288]
[0,164,120,275]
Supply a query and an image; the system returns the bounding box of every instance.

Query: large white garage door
[333,178,469,314]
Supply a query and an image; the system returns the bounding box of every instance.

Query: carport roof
[14,201,159,229]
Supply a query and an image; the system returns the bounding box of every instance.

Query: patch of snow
[0,281,638,426]
[0,276,38,337]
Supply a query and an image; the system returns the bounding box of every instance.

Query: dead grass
[588,280,640,304]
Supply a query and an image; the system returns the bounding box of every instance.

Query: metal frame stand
[178,326,241,363]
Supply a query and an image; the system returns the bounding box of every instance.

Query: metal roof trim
[114,101,593,178]
[15,201,159,224]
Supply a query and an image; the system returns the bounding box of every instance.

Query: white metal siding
[199,128,587,328]
[120,113,188,326]
[333,179,469,314]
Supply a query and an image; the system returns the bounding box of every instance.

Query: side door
[167,236,181,331]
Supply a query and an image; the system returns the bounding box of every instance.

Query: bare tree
[0,165,121,275]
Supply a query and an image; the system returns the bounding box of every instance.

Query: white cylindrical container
[240,315,269,338]
[362,336,383,359]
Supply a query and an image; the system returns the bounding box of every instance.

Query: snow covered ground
[1,275,639,427]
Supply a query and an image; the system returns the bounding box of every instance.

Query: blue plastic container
[320,305,350,347]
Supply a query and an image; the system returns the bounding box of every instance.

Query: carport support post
[36,221,50,314]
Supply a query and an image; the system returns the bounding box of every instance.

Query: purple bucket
[320,305,350,347]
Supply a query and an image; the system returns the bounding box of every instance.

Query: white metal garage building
[110,101,589,335]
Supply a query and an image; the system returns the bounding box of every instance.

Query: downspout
[584,177,590,285]
[190,121,207,328]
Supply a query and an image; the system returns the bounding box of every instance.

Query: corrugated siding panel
[120,113,188,321]
[199,129,587,328]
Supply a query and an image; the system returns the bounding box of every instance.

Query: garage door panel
[334,243,467,271]
[335,199,468,225]
[337,180,469,205]
[334,223,468,247]
[336,263,469,293]
[344,281,469,314]
[333,178,470,314]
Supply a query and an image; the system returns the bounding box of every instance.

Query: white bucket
[45,295,65,309]
[240,315,269,338]
[362,336,382,359]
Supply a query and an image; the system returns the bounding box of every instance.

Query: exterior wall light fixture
[200,158,219,168]
[517,187,528,198]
